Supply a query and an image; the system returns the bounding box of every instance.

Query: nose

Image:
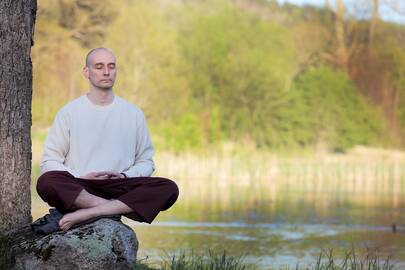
[103,66,110,75]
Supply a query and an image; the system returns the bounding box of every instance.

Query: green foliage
[293,66,383,151]
[32,20,87,126]
[206,106,223,144]
[179,2,297,148]
[372,23,405,127]
[32,0,122,126]
[106,1,191,124]
[31,0,405,151]
[158,114,202,152]
[38,0,119,47]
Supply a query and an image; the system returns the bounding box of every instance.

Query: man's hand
[104,171,125,179]
[81,171,125,180]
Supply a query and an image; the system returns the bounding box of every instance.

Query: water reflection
[30,151,405,269]
[127,165,405,269]
[129,220,405,269]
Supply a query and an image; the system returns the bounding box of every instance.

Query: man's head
[83,48,117,91]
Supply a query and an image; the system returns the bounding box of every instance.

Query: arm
[122,112,155,178]
[40,110,80,177]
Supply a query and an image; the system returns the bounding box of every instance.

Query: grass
[301,248,395,270]
[160,250,250,270]
[133,250,253,270]
[132,248,397,270]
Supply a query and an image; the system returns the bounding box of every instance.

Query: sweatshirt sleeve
[123,111,155,177]
[40,109,80,177]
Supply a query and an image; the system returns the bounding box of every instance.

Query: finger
[94,171,111,176]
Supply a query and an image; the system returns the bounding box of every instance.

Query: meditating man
[34,47,179,233]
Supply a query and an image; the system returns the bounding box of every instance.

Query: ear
[83,66,89,79]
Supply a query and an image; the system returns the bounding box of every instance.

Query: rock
[2,219,138,270]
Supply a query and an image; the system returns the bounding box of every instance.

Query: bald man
[33,48,178,233]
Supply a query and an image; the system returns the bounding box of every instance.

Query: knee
[161,179,179,210]
[166,179,179,200]
[36,170,71,199]
[36,172,56,199]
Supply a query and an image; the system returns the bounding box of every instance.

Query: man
[35,47,178,232]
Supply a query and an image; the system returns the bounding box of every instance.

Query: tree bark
[0,0,37,233]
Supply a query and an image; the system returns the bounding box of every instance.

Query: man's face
[84,49,117,90]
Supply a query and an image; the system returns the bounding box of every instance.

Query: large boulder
[1,219,138,270]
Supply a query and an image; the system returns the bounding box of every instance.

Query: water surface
[31,158,405,269]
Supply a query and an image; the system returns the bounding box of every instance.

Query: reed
[155,146,405,188]
[132,248,396,270]
[133,250,254,270]
[299,248,395,270]
[31,133,405,218]
[161,250,250,270]
[31,131,405,193]
[149,146,405,216]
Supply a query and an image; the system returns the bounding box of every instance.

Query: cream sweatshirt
[41,94,155,178]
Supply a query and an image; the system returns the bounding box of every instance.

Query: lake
[128,179,405,269]
[31,148,405,269]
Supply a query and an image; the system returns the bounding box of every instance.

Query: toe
[61,224,68,231]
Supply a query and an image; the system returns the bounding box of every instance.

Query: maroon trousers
[36,171,179,223]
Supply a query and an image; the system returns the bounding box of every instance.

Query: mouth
[101,79,112,82]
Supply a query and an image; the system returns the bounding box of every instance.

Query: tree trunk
[368,0,379,49]
[334,0,348,70]
[0,0,37,233]
[325,0,331,10]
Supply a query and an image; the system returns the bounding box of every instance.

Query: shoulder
[54,95,86,120]
[61,95,85,112]
[115,95,145,118]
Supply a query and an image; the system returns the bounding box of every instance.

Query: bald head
[85,47,116,67]
[83,47,117,91]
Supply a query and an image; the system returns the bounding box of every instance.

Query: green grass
[134,250,252,270]
[300,248,395,270]
[133,248,396,270]
[161,250,250,270]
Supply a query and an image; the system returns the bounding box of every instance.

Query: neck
[87,88,114,106]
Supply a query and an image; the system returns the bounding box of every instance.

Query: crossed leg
[59,189,132,231]
[73,189,110,208]
[37,171,179,231]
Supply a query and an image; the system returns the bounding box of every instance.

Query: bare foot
[59,200,132,231]
[59,208,97,231]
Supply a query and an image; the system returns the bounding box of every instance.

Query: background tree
[368,0,379,48]
[0,0,37,232]
[334,0,349,70]
[30,0,405,151]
